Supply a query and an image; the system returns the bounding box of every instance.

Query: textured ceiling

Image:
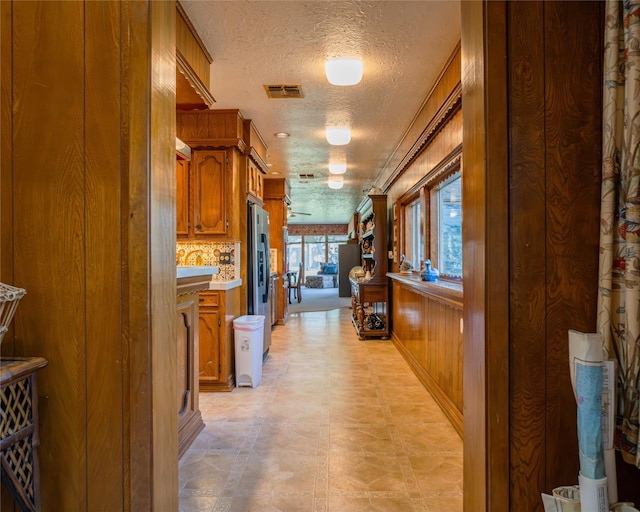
[181,1,461,224]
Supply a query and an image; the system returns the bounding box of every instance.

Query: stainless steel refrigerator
[247,203,271,357]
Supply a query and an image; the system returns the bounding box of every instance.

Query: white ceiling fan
[287,206,312,218]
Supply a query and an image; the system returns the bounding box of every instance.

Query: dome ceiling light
[328,175,344,190]
[274,131,290,139]
[325,127,351,146]
[325,58,363,86]
[329,162,347,175]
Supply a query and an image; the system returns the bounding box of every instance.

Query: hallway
[179,307,463,512]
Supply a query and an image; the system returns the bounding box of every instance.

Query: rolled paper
[578,473,609,512]
[604,448,618,504]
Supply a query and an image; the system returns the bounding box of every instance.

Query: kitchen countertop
[208,278,242,291]
[177,266,220,279]
[176,266,242,290]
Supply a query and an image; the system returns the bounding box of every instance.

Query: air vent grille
[264,84,304,99]
[298,173,315,180]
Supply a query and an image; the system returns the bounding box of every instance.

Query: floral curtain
[597,0,640,468]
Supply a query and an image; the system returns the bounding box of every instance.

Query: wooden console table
[1,356,48,512]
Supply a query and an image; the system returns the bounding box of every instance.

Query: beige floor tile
[329,425,396,454]
[410,453,464,494]
[226,493,314,512]
[179,493,218,512]
[329,453,409,492]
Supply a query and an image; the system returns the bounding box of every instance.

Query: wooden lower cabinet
[198,290,234,391]
[177,275,211,458]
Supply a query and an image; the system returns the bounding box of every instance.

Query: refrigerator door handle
[261,233,270,303]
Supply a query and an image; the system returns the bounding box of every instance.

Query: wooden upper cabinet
[192,149,229,237]
[176,2,215,110]
[176,158,189,237]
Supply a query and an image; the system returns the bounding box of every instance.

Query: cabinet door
[192,150,229,236]
[176,158,189,237]
[199,307,221,385]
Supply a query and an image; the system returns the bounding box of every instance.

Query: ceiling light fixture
[325,58,364,86]
[328,175,344,190]
[274,131,290,139]
[329,162,347,175]
[326,127,351,146]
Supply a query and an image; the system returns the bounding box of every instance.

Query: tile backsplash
[176,241,240,281]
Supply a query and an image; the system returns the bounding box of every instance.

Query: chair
[286,263,303,304]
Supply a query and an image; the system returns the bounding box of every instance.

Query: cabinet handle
[199,297,205,302]
[195,224,202,230]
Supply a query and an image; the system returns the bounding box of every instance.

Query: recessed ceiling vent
[298,173,315,180]
[264,84,304,99]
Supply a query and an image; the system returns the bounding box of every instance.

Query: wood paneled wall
[1,2,177,510]
[390,279,463,435]
[461,1,605,510]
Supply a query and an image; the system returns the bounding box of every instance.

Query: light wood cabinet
[247,159,264,202]
[176,149,231,239]
[263,178,291,325]
[198,290,234,391]
[350,193,390,340]
[176,157,189,237]
[192,149,230,237]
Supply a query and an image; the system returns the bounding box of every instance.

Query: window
[399,168,462,279]
[286,234,348,275]
[287,235,302,271]
[304,235,325,275]
[436,174,462,276]
[404,197,423,267]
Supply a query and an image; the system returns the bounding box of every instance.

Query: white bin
[233,315,265,388]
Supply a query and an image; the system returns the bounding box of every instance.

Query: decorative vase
[420,259,439,281]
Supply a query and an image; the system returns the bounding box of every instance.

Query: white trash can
[233,315,265,388]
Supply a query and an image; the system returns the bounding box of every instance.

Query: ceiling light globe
[325,58,364,86]
[328,176,344,189]
[325,128,351,146]
[329,163,347,175]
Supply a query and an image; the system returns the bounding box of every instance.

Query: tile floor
[179,307,463,512]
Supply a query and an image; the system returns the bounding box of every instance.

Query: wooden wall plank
[0,1,14,360]
[9,2,88,509]
[508,2,548,508]
[543,0,603,490]
[149,2,178,508]
[461,0,489,508]
[85,2,124,508]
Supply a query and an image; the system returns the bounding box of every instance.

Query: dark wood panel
[85,1,124,509]
[508,2,548,509]
[484,2,511,507]
[10,2,87,509]
[543,0,603,491]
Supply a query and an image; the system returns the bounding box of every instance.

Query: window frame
[397,157,462,282]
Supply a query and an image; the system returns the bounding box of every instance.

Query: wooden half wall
[1,2,177,510]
